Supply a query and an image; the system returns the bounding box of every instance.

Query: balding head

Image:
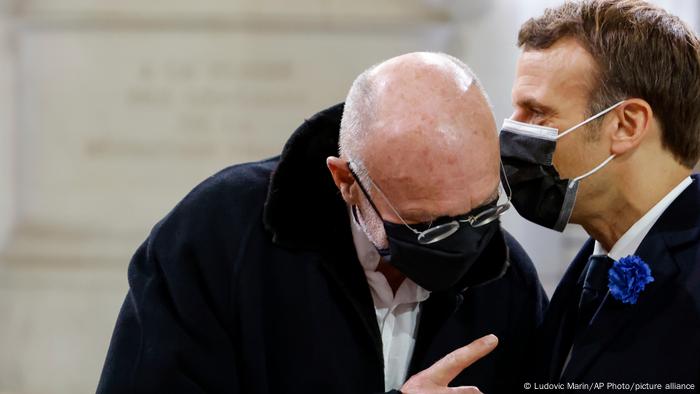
[328,52,500,248]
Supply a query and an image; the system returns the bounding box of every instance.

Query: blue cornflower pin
[608,255,654,304]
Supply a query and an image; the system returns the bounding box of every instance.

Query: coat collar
[558,174,700,381]
[263,103,348,252]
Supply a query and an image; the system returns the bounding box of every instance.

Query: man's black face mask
[348,164,500,292]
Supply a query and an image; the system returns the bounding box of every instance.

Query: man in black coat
[501,1,700,391]
[98,52,548,394]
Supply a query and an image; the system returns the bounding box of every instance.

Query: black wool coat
[98,103,548,394]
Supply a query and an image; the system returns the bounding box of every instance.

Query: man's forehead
[514,41,597,109]
[361,122,498,200]
[365,142,475,185]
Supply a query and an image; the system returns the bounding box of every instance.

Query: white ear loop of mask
[559,101,624,188]
[569,154,616,188]
[556,101,625,140]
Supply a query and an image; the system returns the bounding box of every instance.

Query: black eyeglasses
[348,161,512,244]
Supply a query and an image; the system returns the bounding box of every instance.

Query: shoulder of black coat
[148,157,279,243]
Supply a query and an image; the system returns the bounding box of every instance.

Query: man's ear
[609,98,652,156]
[326,156,358,204]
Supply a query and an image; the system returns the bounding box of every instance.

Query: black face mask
[499,119,576,232]
[499,103,621,232]
[350,169,499,292]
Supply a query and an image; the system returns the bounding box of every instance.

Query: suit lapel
[534,239,593,382]
[561,175,700,381]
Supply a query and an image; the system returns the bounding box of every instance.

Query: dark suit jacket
[97,103,548,394]
[527,174,700,393]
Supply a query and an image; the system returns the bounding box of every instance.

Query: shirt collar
[594,176,693,259]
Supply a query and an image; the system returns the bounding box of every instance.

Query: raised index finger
[427,334,499,386]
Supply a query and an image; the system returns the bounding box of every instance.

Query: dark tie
[557,254,615,377]
[576,254,615,331]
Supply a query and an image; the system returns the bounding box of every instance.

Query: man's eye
[530,111,554,126]
[530,108,545,117]
[528,115,544,125]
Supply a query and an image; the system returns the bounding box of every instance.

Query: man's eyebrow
[474,187,500,210]
[516,97,557,116]
[401,208,435,223]
[409,187,501,222]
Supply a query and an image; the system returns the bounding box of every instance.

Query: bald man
[98,52,547,394]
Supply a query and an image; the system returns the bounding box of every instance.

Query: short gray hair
[338,63,379,188]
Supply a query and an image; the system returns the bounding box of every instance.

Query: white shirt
[593,176,693,258]
[349,211,431,391]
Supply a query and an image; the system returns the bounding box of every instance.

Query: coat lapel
[408,228,511,375]
[317,237,385,374]
[561,175,700,381]
[407,290,462,375]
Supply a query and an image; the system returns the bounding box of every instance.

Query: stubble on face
[353,194,389,250]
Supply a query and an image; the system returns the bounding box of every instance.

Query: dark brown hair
[518,0,700,168]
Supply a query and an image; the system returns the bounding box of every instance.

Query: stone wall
[0,2,459,392]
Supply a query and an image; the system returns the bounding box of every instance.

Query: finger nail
[483,334,498,346]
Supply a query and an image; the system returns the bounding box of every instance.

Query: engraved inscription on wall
[92,57,301,160]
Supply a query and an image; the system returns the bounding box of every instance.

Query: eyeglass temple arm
[347,161,421,235]
[499,160,513,202]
